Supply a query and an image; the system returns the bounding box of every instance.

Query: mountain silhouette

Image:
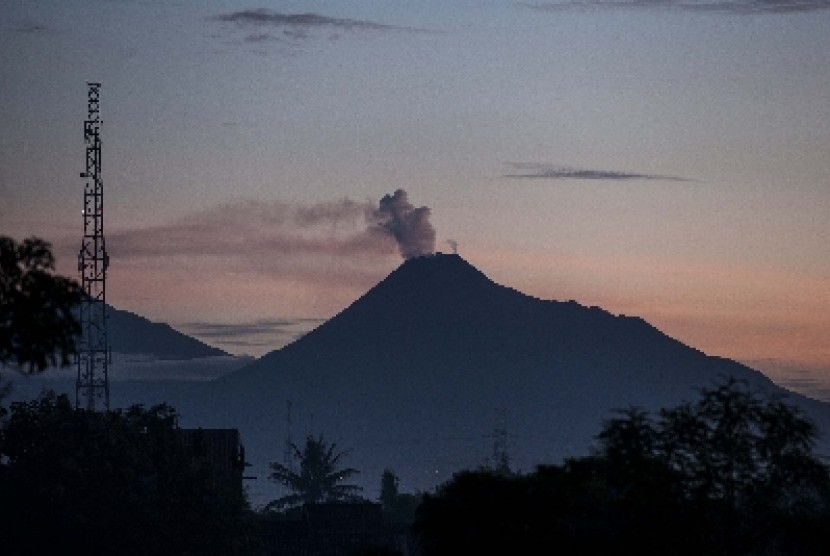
[218,252,775,399]
[201,253,830,502]
[106,305,227,359]
[4,306,233,394]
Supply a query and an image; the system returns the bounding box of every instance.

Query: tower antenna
[76,82,110,411]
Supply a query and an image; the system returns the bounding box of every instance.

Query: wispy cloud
[212,9,427,45]
[177,318,326,353]
[504,162,692,181]
[523,1,830,14]
[178,318,325,340]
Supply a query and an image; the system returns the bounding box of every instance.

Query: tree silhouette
[597,406,656,469]
[267,434,362,509]
[0,236,82,373]
[0,392,259,555]
[596,377,830,554]
[380,468,400,508]
[416,378,830,556]
[379,468,420,524]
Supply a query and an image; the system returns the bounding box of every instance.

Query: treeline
[415,379,830,556]
[0,393,261,555]
[0,236,260,554]
[4,380,830,555]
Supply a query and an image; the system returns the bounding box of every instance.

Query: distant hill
[189,254,830,503]
[1,306,234,391]
[106,305,228,359]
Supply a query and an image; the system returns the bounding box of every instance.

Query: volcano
[196,253,830,502]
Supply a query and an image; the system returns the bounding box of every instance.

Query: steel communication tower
[76,82,110,411]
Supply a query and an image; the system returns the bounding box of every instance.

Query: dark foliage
[379,469,421,525]
[0,236,82,373]
[415,379,830,556]
[0,392,262,555]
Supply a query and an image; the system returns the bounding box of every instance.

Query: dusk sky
[3,1,828,389]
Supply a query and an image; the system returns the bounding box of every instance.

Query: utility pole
[489,407,511,474]
[284,399,295,471]
[76,82,110,411]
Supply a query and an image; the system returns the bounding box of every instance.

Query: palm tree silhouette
[267,434,362,509]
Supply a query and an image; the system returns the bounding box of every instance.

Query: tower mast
[76,82,110,411]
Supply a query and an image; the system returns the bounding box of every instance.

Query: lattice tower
[76,82,110,411]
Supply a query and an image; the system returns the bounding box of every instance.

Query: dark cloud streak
[524,1,830,14]
[504,162,692,181]
[215,10,400,31]
[212,9,428,45]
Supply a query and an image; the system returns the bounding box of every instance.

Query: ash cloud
[108,198,388,260]
[524,1,830,14]
[370,189,436,260]
[504,162,692,182]
[109,190,435,263]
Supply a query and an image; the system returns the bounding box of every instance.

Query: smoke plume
[371,189,436,259]
[103,190,435,266]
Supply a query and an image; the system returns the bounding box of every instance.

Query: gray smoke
[372,189,436,259]
[102,192,436,264]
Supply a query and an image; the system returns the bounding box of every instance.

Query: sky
[2,1,829,391]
